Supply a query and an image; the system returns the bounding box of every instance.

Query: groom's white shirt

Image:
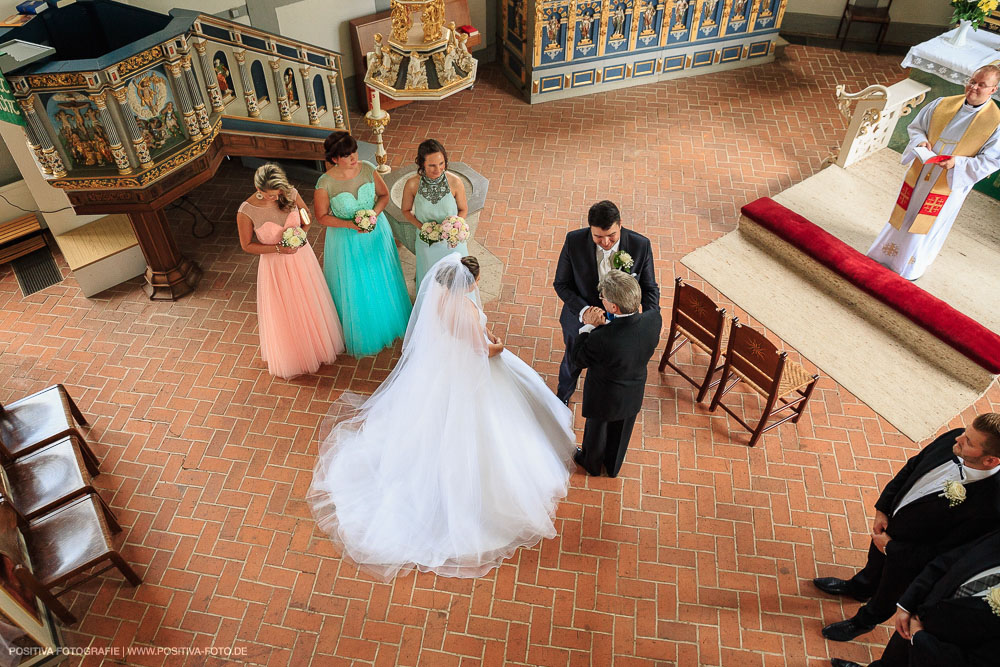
[578,239,621,322]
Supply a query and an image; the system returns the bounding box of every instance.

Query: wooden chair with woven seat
[837,0,894,54]
[658,277,732,403]
[708,319,820,447]
[0,493,139,625]
[0,384,100,474]
[3,435,111,521]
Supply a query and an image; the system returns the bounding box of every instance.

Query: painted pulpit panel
[755,0,780,30]
[697,0,725,39]
[44,92,115,172]
[125,67,185,159]
[667,0,694,44]
[605,1,634,54]
[507,0,527,51]
[212,51,237,104]
[725,0,753,35]
[574,1,602,58]
[539,4,570,65]
[635,1,663,48]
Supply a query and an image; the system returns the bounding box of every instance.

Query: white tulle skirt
[307,350,576,580]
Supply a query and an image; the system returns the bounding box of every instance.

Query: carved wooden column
[326,73,346,129]
[182,55,213,134]
[233,50,260,117]
[299,66,319,125]
[166,61,203,139]
[19,99,67,177]
[89,91,133,175]
[269,59,292,122]
[17,99,52,175]
[194,40,226,113]
[111,87,154,169]
[127,209,202,300]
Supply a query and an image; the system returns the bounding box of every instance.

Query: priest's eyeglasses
[965,78,997,90]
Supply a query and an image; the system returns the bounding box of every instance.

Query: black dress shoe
[830,659,863,667]
[573,449,599,476]
[822,618,876,642]
[812,577,870,602]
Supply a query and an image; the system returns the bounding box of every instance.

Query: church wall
[782,0,952,48]
[786,0,951,25]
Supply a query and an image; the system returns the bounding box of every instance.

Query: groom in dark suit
[830,527,1000,667]
[571,271,661,478]
[553,200,659,404]
[814,413,1000,643]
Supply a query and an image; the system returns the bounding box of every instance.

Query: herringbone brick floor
[2,47,998,666]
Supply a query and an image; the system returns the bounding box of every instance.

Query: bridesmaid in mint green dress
[313,132,411,356]
[401,139,469,287]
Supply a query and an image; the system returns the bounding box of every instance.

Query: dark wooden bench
[0,214,46,265]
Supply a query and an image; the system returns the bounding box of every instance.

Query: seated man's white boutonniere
[941,480,966,507]
[611,250,634,273]
[987,586,1000,617]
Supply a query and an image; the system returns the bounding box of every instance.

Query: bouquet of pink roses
[354,209,377,233]
[439,216,469,248]
[279,227,307,248]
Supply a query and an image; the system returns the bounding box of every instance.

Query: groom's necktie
[951,571,1000,598]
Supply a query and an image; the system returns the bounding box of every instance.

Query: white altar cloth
[902,25,1000,98]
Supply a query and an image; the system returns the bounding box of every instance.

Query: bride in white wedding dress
[307,254,576,579]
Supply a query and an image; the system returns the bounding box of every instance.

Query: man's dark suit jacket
[553,227,660,335]
[875,428,1000,571]
[891,529,1000,667]
[572,309,662,422]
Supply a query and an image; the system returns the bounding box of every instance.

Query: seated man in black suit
[814,413,1000,642]
[553,200,659,404]
[830,527,1000,667]
[571,270,661,478]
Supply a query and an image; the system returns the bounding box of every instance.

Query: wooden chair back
[725,323,784,398]
[673,278,726,354]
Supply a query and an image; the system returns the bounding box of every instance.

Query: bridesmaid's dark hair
[415,139,448,176]
[460,256,479,279]
[324,131,358,164]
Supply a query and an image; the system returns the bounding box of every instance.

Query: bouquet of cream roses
[420,216,469,249]
[279,227,307,249]
[354,209,377,233]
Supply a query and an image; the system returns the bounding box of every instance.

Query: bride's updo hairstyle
[434,255,478,291]
[324,131,358,165]
[460,256,479,279]
[415,139,448,175]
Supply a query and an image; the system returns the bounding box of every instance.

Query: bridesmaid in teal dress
[400,139,469,287]
[313,131,411,356]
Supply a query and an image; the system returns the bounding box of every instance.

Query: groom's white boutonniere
[941,480,966,507]
[611,250,634,273]
[986,586,1000,617]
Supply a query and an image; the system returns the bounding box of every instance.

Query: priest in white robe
[867,64,1000,280]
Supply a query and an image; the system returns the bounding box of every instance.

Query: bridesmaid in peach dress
[236,163,345,379]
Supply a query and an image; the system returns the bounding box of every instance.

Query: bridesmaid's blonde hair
[254,163,295,212]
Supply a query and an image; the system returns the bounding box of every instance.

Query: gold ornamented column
[194,39,226,112]
[111,86,154,169]
[299,66,320,125]
[165,61,203,139]
[233,49,260,117]
[181,55,213,134]
[17,97,67,177]
[89,91,133,175]
[269,59,292,122]
[365,108,391,174]
[17,98,51,175]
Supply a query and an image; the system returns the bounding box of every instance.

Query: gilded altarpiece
[501,0,786,103]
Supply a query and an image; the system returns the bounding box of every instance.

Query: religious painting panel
[667,0,694,44]
[285,68,300,111]
[573,1,602,57]
[635,0,663,48]
[697,0,725,39]
[725,0,753,35]
[312,75,326,114]
[43,92,115,173]
[125,66,185,159]
[754,0,780,30]
[249,60,270,105]
[211,51,236,103]
[605,0,634,54]
[539,3,569,65]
